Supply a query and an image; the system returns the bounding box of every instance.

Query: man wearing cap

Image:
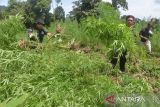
[35,19,51,43]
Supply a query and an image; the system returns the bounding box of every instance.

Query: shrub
[0,15,25,49]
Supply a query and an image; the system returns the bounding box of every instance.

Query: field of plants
[0,3,160,107]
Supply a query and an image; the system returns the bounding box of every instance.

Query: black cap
[36,19,45,25]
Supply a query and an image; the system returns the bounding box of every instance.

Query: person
[126,15,136,28]
[35,19,51,43]
[28,28,37,41]
[126,15,137,36]
[111,15,136,72]
[139,23,153,53]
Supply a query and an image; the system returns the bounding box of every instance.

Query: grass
[0,15,159,107]
[0,47,159,107]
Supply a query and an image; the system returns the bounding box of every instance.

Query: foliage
[0,6,7,11]
[26,0,52,27]
[0,11,8,20]
[7,0,52,28]
[151,32,160,52]
[120,75,152,93]
[69,0,101,23]
[7,0,26,15]
[82,3,138,59]
[54,6,65,22]
[0,3,160,107]
[0,15,25,49]
[98,2,120,22]
[150,18,160,32]
[0,45,157,106]
[0,46,117,106]
[0,6,7,19]
[85,18,138,59]
[55,0,61,6]
[0,94,28,107]
[111,0,128,10]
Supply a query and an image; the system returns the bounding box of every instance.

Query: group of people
[26,16,154,72]
[111,15,154,72]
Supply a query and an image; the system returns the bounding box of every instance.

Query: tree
[112,0,128,10]
[27,0,52,19]
[5,0,53,28]
[55,0,61,6]
[0,6,7,11]
[69,1,81,22]
[24,0,52,27]
[150,18,160,32]
[54,0,65,22]
[0,6,7,20]
[69,0,101,23]
[7,0,26,15]
[54,6,65,22]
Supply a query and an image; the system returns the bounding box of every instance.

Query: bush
[0,15,25,49]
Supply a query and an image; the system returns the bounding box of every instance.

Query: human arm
[139,30,149,40]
